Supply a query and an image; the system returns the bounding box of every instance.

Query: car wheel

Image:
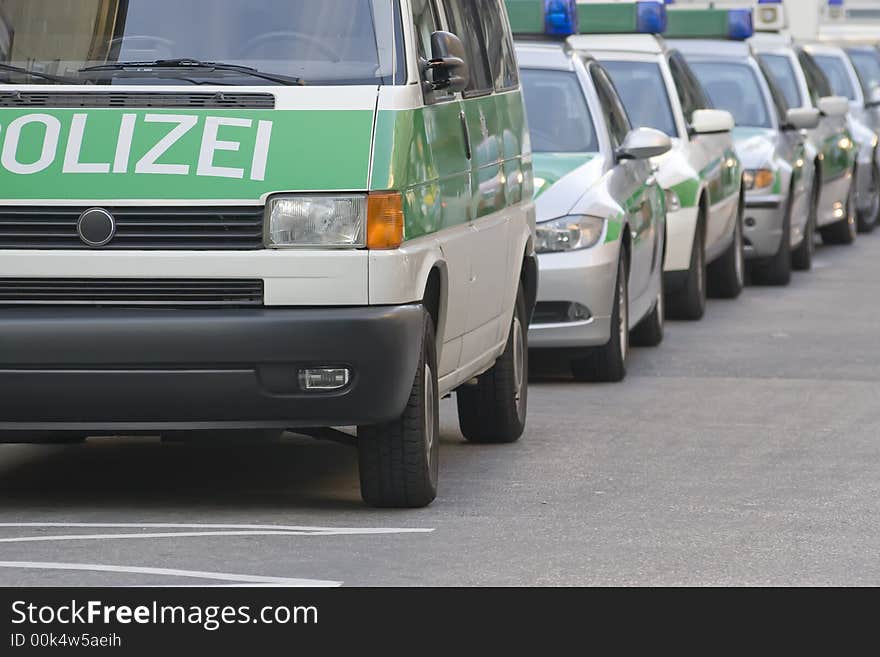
[457,287,528,444]
[792,182,818,272]
[666,218,706,321]
[571,255,628,383]
[358,310,439,508]
[821,181,857,245]
[857,162,880,233]
[631,273,664,348]
[708,200,745,298]
[752,193,792,286]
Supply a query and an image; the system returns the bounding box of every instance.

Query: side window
[669,52,710,121]
[590,63,632,148]
[412,0,452,104]
[476,0,519,91]
[441,0,494,96]
[758,58,790,122]
[798,50,833,102]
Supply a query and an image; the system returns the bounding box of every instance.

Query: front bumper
[0,305,424,430]
[743,195,785,259]
[529,241,618,349]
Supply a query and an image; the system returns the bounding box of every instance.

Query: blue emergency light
[505,0,578,37]
[544,0,578,36]
[664,6,754,41]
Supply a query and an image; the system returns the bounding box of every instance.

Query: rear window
[812,55,857,100]
[689,61,773,129]
[520,69,599,153]
[760,54,803,108]
[601,61,677,138]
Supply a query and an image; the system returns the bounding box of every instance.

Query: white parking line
[0,561,341,587]
[0,522,434,535]
[0,530,427,544]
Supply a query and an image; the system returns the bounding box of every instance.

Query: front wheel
[630,275,664,348]
[666,220,706,321]
[792,182,818,272]
[358,311,439,508]
[571,255,628,383]
[707,202,745,298]
[457,287,528,444]
[857,162,880,233]
[752,195,792,286]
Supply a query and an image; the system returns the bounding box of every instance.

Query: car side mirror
[617,127,672,161]
[423,31,469,94]
[690,109,735,135]
[784,107,821,131]
[817,95,849,117]
[866,86,880,108]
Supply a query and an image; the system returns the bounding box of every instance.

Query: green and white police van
[0,0,538,508]
[571,1,745,322]
[509,0,671,383]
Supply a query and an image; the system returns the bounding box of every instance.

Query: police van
[0,1,537,508]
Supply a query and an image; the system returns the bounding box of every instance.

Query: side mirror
[866,86,880,108]
[690,109,735,135]
[423,31,469,94]
[785,107,821,130]
[817,95,850,117]
[617,127,672,161]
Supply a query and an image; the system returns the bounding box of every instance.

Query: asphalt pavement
[1,233,879,586]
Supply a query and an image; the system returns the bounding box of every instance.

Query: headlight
[266,194,366,249]
[743,169,775,191]
[536,215,605,254]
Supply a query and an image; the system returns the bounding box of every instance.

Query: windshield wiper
[80,58,305,86]
[0,63,83,85]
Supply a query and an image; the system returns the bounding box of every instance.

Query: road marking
[0,530,427,544]
[0,522,434,534]
[0,561,340,587]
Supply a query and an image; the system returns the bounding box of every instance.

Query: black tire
[751,193,792,286]
[707,199,745,298]
[857,162,880,234]
[792,181,818,272]
[666,217,706,321]
[571,255,628,383]
[631,275,664,348]
[457,288,528,444]
[358,310,439,508]
[820,181,857,245]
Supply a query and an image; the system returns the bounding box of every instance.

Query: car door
[411,0,473,377]
[441,0,512,365]
[669,51,739,257]
[590,62,657,303]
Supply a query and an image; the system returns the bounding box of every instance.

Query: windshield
[689,62,773,129]
[847,50,880,96]
[812,54,857,100]
[760,53,803,109]
[521,69,599,154]
[0,0,402,86]
[602,61,677,138]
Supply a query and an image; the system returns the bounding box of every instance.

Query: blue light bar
[727,9,754,40]
[636,2,668,34]
[544,0,578,36]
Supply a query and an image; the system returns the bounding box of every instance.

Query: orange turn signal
[367,192,404,250]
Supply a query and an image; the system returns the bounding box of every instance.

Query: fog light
[568,303,592,322]
[298,368,351,391]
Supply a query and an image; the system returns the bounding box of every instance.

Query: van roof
[568,33,665,55]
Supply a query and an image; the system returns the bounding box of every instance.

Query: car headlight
[536,215,605,254]
[266,194,366,249]
[743,169,775,191]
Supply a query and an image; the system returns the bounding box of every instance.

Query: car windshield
[847,50,880,96]
[601,61,677,138]
[760,53,803,109]
[812,55,857,100]
[689,61,773,129]
[0,0,401,86]
[521,68,599,154]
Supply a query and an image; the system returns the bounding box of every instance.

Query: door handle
[460,110,472,160]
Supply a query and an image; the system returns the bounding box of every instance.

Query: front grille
[0,279,264,307]
[0,92,275,109]
[0,206,265,250]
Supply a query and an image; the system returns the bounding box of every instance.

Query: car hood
[532,152,604,220]
[732,127,777,169]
